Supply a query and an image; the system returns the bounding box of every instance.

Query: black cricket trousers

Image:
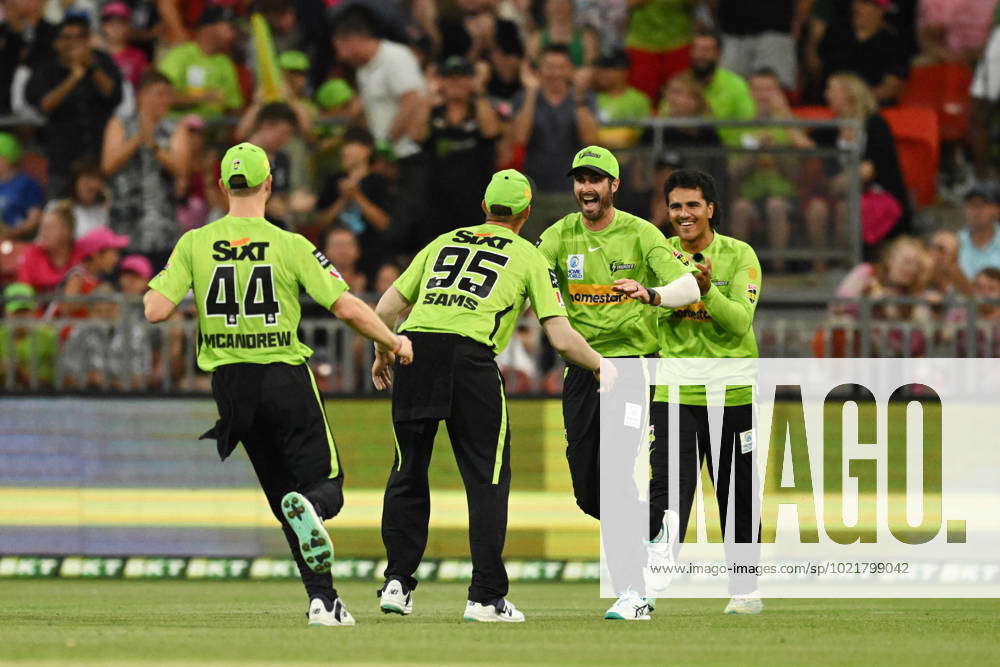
[381,332,512,604]
[206,362,345,601]
[649,401,760,595]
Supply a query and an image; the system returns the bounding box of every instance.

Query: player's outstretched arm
[541,316,618,391]
[143,289,177,323]
[331,293,413,365]
[612,273,700,308]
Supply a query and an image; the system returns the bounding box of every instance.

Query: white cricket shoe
[604,587,652,620]
[724,591,763,615]
[379,579,413,615]
[463,598,525,622]
[307,597,356,626]
[644,509,679,598]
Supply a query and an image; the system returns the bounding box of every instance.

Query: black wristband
[645,286,656,305]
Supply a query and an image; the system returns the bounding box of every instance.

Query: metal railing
[3,294,998,396]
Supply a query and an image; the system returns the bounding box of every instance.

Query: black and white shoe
[307,596,356,627]
[378,579,413,615]
[463,598,525,622]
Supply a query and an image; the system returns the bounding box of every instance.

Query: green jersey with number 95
[394,223,566,353]
[148,215,349,371]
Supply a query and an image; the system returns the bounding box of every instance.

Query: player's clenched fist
[394,335,414,365]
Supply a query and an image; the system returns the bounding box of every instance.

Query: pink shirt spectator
[918,0,998,54]
[112,47,150,89]
[16,244,84,294]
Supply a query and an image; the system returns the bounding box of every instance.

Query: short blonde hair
[664,72,710,117]
[828,72,878,119]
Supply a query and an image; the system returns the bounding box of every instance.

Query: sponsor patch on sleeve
[745,282,759,303]
[313,249,342,280]
[549,269,559,288]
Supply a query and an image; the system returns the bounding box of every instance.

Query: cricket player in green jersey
[614,168,763,615]
[370,169,614,623]
[535,145,701,620]
[143,142,413,627]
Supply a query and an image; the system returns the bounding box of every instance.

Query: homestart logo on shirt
[536,209,696,357]
[148,215,349,371]
[393,223,564,354]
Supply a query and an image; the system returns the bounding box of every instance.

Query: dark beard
[578,190,614,221]
[691,62,716,82]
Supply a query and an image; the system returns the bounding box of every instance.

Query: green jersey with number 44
[394,223,566,353]
[536,209,697,357]
[148,215,349,371]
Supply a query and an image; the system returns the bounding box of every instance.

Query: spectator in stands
[102,70,187,272]
[100,2,148,89]
[835,235,933,318]
[0,0,58,114]
[63,225,128,317]
[729,68,812,271]
[315,77,360,120]
[593,50,651,149]
[0,132,44,241]
[624,0,694,104]
[485,21,525,120]
[322,226,367,294]
[433,0,509,63]
[156,6,242,117]
[804,72,910,267]
[333,7,427,250]
[0,282,56,389]
[649,149,684,229]
[915,0,997,66]
[278,50,319,133]
[15,201,81,294]
[25,15,123,198]
[970,24,1000,179]
[119,253,151,296]
[943,267,1000,356]
[373,262,401,297]
[68,163,110,238]
[175,114,213,231]
[576,0,629,58]
[957,182,1000,279]
[527,0,597,68]
[241,102,315,231]
[510,44,598,233]
[655,72,722,175]
[666,29,755,147]
[414,55,500,236]
[925,229,972,305]
[315,126,393,277]
[716,0,810,91]
[972,267,1000,322]
[817,0,909,104]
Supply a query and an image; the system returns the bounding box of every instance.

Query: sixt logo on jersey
[452,229,514,249]
[212,238,269,261]
[608,260,636,273]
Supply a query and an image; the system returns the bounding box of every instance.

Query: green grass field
[1,581,998,666]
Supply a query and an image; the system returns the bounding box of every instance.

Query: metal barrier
[3,294,999,395]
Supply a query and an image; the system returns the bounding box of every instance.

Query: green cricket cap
[567,145,619,180]
[484,169,533,215]
[0,132,22,164]
[4,282,35,313]
[315,78,354,109]
[220,142,271,189]
[278,50,309,72]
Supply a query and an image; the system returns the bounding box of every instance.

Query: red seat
[792,105,835,120]
[900,63,974,142]
[881,107,940,208]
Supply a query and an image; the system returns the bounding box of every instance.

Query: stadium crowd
[3,0,1000,390]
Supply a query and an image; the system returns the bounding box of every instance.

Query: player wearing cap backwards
[536,145,701,620]
[614,168,764,615]
[371,169,614,623]
[143,142,413,627]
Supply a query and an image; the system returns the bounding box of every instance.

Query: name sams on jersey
[212,238,269,261]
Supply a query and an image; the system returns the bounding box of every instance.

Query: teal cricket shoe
[281,492,333,573]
